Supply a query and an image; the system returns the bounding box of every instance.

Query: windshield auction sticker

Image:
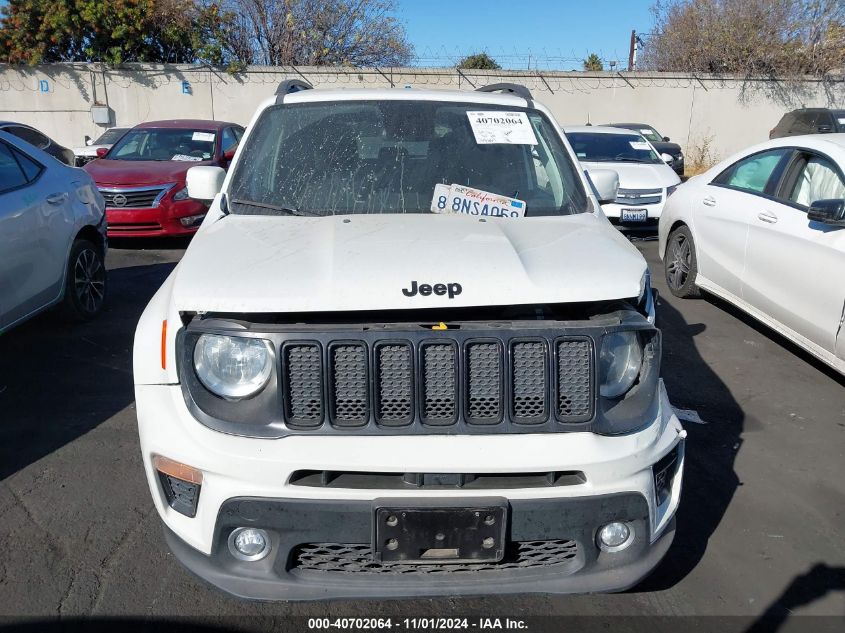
[467,111,537,145]
[192,132,215,142]
[629,141,651,151]
[431,183,526,218]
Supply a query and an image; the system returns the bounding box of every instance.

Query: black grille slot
[375,343,413,426]
[100,187,165,208]
[292,540,580,575]
[557,339,593,421]
[511,341,548,423]
[654,444,680,505]
[289,470,586,489]
[329,343,368,426]
[466,342,502,424]
[284,343,323,426]
[157,472,200,518]
[421,343,457,425]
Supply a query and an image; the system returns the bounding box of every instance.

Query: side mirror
[585,168,619,204]
[187,166,226,202]
[662,136,670,142]
[661,152,674,164]
[807,199,845,226]
[85,136,93,146]
[95,147,109,158]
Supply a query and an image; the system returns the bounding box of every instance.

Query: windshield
[106,128,217,162]
[93,128,128,146]
[566,132,661,164]
[228,100,588,218]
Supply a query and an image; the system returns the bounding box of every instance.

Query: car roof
[133,119,239,130]
[606,123,653,128]
[280,87,531,108]
[766,132,845,150]
[562,125,642,135]
[0,121,37,129]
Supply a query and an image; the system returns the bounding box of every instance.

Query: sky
[396,0,657,70]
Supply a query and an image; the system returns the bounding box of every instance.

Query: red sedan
[84,119,244,238]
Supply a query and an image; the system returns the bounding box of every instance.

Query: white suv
[133,81,684,600]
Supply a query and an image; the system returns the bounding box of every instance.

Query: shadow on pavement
[0,261,176,481]
[634,294,745,591]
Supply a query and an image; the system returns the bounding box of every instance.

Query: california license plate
[621,208,648,222]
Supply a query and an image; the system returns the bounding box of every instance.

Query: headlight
[599,331,643,398]
[173,186,190,201]
[193,334,273,399]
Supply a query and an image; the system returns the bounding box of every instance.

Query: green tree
[583,53,603,71]
[0,0,236,65]
[456,52,501,70]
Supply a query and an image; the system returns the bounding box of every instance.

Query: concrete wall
[1,63,843,164]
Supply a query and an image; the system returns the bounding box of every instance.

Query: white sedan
[564,126,681,229]
[659,134,845,375]
[0,131,108,333]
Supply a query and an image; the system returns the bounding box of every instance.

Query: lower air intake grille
[557,340,592,420]
[421,343,456,424]
[292,540,579,575]
[375,344,413,425]
[330,344,368,426]
[284,344,323,426]
[466,342,502,423]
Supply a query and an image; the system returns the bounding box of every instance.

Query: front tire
[664,225,701,298]
[61,239,107,321]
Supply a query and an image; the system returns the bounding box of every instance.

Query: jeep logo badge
[402,281,462,299]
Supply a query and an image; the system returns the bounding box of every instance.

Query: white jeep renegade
[133,81,685,600]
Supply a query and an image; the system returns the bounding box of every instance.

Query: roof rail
[274,79,313,104]
[475,83,533,103]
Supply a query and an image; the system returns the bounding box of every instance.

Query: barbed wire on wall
[408,46,630,71]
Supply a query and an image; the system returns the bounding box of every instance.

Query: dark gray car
[0,122,75,166]
[769,108,845,139]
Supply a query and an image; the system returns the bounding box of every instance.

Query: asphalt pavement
[0,236,843,629]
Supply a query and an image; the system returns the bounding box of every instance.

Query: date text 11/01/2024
[307,618,528,630]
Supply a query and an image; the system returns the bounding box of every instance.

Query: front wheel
[664,225,701,298]
[61,239,107,321]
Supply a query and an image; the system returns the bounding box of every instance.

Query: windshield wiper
[230,199,306,216]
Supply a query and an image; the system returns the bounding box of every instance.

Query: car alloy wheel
[73,246,106,314]
[666,232,692,291]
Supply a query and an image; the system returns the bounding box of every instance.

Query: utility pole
[628,29,637,71]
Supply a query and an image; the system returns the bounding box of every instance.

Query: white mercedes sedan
[658,134,845,375]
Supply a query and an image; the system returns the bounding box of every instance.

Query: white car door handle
[702,196,716,207]
[757,211,778,224]
[46,192,68,205]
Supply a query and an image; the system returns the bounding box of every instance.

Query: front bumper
[165,497,676,600]
[106,200,207,237]
[136,378,684,599]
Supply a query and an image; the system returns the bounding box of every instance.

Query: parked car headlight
[599,331,643,398]
[173,186,190,201]
[193,334,273,399]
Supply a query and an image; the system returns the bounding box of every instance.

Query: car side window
[9,126,49,149]
[786,155,845,208]
[234,127,244,142]
[714,149,790,194]
[0,142,31,193]
[221,127,238,152]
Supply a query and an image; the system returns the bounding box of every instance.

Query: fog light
[598,522,633,552]
[228,527,270,561]
[179,213,206,227]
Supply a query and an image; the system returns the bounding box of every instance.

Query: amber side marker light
[160,320,167,369]
[153,455,203,517]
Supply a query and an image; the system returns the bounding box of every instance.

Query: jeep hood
[171,213,646,313]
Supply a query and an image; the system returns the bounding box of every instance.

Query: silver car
[0,131,107,333]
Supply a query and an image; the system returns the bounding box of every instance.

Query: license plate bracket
[373,497,508,564]
[621,208,648,222]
